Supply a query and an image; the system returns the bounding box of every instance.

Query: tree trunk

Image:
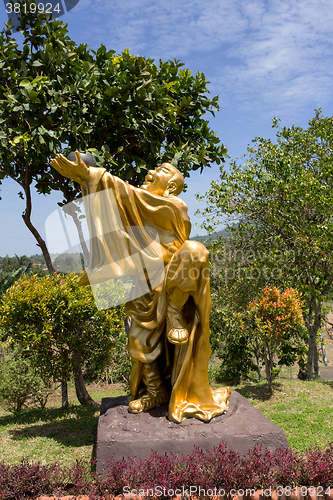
[22,165,55,274]
[307,325,316,380]
[252,335,262,382]
[313,345,320,379]
[67,202,90,267]
[306,296,322,381]
[124,316,131,335]
[320,331,328,366]
[61,379,68,408]
[263,348,273,394]
[72,351,99,407]
[257,362,262,383]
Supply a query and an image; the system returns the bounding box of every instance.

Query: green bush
[30,374,56,410]
[0,351,54,413]
[0,273,131,405]
[0,273,126,382]
[209,305,257,384]
[105,330,132,386]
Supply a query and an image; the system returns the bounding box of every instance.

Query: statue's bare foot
[166,315,189,345]
[128,389,169,413]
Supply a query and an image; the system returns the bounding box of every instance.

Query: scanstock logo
[4,0,80,30]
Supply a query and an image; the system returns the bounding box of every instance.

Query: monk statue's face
[141,163,183,197]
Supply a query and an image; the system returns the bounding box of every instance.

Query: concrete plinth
[96,390,289,475]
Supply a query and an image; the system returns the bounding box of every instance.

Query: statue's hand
[50,151,89,185]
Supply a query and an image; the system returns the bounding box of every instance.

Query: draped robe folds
[79,166,230,423]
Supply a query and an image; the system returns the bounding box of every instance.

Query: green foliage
[278,329,308,372]
[0,348,53,413]
[0,255,29,273]
[0,255,28,295]
[30,374,55,410]
[209,239,260,383]
[0,273,126,385]
[82,50,227,183]
[0,9,94,193]
[0,256,48,295]
[203,110,333,379]
[215,311,257,384]
[50,252,85,274]
[0,267,24,296]
[208,240,307,385]
[0,9,227,208]
[103,330,132,387]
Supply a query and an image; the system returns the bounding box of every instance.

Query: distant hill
[1,229,231,269]
[191,229,230,244]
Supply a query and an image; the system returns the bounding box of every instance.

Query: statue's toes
[128,398,144,413]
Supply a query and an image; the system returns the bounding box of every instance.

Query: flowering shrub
[0,443,333,498]
[248,286,306,393]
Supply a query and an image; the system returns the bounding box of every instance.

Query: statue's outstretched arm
[50,151,90,185]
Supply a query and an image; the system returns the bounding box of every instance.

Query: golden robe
[79,167,230,422]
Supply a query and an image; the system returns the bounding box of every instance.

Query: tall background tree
[202,110,333,381]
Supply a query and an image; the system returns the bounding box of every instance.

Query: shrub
[0,353,50,414]
[0,460,60,500]
[0,348,55,413]
[30,374,55,410]
[102,330,132,386]
[0,273,127,406]
[210,307,257,384]
[103,444,333,493]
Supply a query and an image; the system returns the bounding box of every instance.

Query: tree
[247,286,306,394]
[0,7,96,271]
[0,6,227,270]
[0,273,126,407]
[202,110,333,380]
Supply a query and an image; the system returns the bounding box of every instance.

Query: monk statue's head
[141,163,184,197]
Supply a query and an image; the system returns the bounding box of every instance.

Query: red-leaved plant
[1,443,333,499]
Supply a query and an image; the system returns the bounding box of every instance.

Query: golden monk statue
[50,152,230,423]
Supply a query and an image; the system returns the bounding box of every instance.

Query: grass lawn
[0,382,125,467]
[232,376,333,452]
[0,375,332,467]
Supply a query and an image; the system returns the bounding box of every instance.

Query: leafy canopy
[202,109,333,298]
[0,8,227,203]
[0,8,227,270]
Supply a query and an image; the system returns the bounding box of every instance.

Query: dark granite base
[96,390,289,474]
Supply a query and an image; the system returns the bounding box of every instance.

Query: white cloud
[69,0,333,116]
[214,0,333,113]
[72,0,247,56]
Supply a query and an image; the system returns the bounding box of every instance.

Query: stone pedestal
[96,390,289,475]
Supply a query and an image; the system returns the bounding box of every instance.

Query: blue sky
[1,0,333,256]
